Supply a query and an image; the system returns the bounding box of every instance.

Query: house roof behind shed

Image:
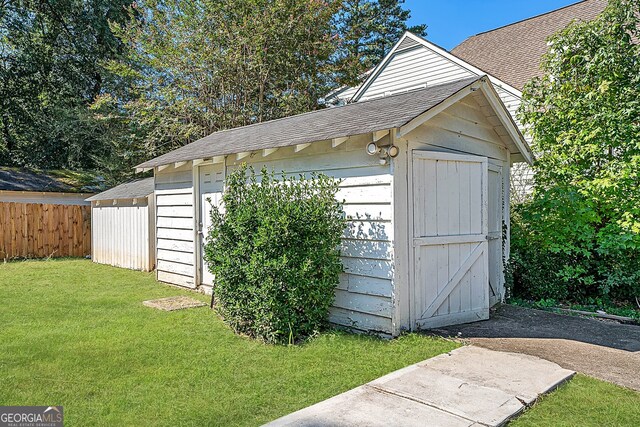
[137,78,480,169]
[0,167,99,193]
[451,0,607,90]
[86,177,154,201]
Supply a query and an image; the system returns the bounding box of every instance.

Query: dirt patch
[143,296,207,311]
[429,305,640,391]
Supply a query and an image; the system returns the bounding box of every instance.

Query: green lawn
[513,374,640,427]
[0,259,458,426]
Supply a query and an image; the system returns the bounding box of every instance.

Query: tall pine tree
[333,0,427,86]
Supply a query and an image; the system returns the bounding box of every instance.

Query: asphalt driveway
[429,305,640,391]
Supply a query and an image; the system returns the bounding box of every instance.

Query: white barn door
[411,151,489,329]
[198,164,224,286]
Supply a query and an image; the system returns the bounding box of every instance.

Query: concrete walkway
[431,305,640,391]
[266,346,574,427]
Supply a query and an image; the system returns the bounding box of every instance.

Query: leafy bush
[203,166,346,344]
[507,191,640,305]
[509,0,640,306]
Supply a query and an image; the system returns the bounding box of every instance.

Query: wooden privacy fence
[0,202,91,259]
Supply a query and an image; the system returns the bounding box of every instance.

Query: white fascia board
[478,81,534,165]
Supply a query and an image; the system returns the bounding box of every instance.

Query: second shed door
[411,151,489,329]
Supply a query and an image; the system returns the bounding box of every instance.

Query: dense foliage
[1,0,423,183]
[0,0,133,170]
[510,0,640,305]
[203,166,347,344]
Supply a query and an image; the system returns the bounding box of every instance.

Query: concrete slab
[421,346,575,404]
[265,385,476,427]
[264,345,575,426]
[142,296,206,311]
[369,364,524,426]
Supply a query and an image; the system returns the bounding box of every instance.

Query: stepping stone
[143,296,206,311]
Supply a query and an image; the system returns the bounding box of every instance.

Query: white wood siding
[91,197,154,271]
[359,47,475,101]
[225,135,395,334]
[155,163,196,288]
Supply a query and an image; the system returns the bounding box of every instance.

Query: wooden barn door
[411,151,489,329]
[198,163,224,286]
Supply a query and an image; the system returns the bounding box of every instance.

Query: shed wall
[400,97,511,326]
[154,135,396,334]
[155,163,196,288]
[91,196,154,271]
[227,135,395,334]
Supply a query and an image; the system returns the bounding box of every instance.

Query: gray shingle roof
[0,167,98,193]
[452,0,607,90]
[136,77,479,169]
[86,177,154,201]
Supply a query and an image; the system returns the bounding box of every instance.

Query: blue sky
[404,0,580,50]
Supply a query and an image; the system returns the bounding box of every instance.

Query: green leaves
[511,0,640,304]
[203,165,347,344]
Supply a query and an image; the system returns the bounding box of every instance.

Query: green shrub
[510,0,640,307]
[203,165,346,344]
[507,190,640,305]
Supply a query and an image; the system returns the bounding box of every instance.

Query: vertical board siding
[359,46,475,101]
[226,138,395,334]
[0,202,90,259]
[91,200,153,271]
[155,163,196,288]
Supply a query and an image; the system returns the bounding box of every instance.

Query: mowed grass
[512,374,640,427]
[0,259,459,426]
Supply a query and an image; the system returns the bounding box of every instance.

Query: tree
[512,0,640,303]
[333,0,427,86]
[0,0,133,169]
[97,0,341,180]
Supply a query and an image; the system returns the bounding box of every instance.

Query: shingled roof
[451,0,607,91]
[86,177,154,202]
[137,78,481,169]
[0,167,99,193]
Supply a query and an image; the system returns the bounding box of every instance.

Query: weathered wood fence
[0,202,91,259]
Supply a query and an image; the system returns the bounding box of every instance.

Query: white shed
[136,77,533,335]
[87,178,156,271]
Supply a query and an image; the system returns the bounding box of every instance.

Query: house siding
[358,46,475,101]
